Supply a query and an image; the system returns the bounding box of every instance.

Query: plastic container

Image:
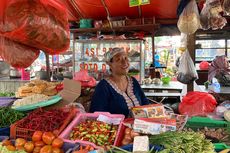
[60,112,125,148]
[0,97,17,107]
[10,107,78,139]
[114,118,134,146]
[12,95,62,111]
[80,19,93,28]
[185,116,229,129]
[214,143,230,152]
[120,144,163,152]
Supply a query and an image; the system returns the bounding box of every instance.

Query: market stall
[0,0,230,153]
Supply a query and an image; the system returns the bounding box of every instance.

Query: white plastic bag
[200,3,211,30]
[177,50,198,84]
[177,0,200,34]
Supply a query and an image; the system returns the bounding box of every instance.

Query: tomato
[35,141,45,147]
[16,146,25,151]
[33,146,41,153]
[40,145,52,153]
[51,138,63,148]
[15,138,27,147]
[24,141,35,153]
[42,132,55,145]
[32,131,43,142]
[6,145,16,151]
[52,147,61,153]
[2,139,12,146]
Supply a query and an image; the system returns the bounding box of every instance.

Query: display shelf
[70,24,159,35]
[72,39,145,81]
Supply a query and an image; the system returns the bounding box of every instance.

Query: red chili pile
[17,108,69,131]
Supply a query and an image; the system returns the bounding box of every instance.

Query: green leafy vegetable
[149,131,216,153]
[0,107,25,128]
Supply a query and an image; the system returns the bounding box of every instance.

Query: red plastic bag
[73,70,96,87]
[0,0,70,54]
[199,61,209,70]
[179,91,217,116]
[0,36,39,68]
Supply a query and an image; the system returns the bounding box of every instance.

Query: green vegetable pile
[0,92,15,97]
[149,131,216,153]
[0,107,25,128]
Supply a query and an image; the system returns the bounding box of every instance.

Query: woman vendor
[90,47,149,117]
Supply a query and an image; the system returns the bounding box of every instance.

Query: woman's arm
[89,80,110,113]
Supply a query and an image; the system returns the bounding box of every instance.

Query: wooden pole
[45,52,51,81]
[187,34,195,92]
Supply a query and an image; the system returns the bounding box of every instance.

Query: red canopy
[58,0,179,21]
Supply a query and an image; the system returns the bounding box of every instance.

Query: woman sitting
[90,47,149,117]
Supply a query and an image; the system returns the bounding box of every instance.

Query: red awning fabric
[62,0,179,21]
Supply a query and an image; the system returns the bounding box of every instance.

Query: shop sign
[129,0,150,7]
[80,63,107,73]
[129,0,141,7]
[140,0,150,5]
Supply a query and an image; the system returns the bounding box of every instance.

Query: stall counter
[0,77,29,93]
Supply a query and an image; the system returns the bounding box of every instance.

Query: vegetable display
[121,127,140,146]
[184,127,230,145]
[16,108,69,132]
[0,92,15,97]
[149,131,216,153]
[70,120,118,147]
[12,94,50,108]
[0,131,64,153]
[0,107,25,128]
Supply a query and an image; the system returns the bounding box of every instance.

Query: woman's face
[109,52,130,75]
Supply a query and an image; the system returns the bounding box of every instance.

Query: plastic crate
[120,144,163,152]
[185,117,229,129]
[214,143,230,152]
[59,112,125,149]
[114,118,134,147]
[10,107,78,139]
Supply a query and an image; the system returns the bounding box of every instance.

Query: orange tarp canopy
[58,0,180,21]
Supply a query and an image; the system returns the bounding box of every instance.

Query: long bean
[0,107,25,128]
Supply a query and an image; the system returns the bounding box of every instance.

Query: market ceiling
[57,0,181,22]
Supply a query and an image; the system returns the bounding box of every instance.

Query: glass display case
[72,39,145,82]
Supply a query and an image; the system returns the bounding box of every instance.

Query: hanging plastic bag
[73,70,96,87]
[223,0,230,15]
[0,36,39,68]
[207,0,227,30]
[179,91,217,116]
[177,50,198,84]
[200,3,211,30]
[177,0,200,34]
[0,0,70,54]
